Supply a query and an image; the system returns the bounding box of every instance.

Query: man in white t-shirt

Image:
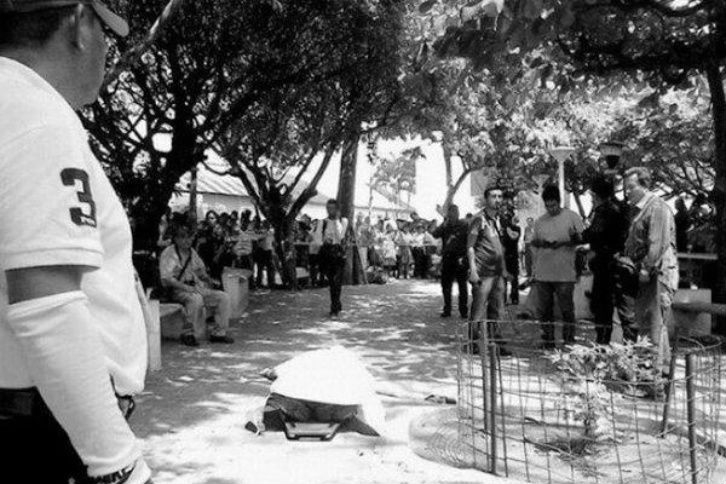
[0,3,151,483]
[313,199,349,316]
[530,185,584,348]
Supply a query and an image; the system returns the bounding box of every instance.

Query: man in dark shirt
[467,187,510,355]
[674,197,690,253]
[582,174,635,344]
[433,204,469,318]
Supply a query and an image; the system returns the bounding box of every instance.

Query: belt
[0,387,135,420]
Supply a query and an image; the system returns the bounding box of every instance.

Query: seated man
[159,223,235,347]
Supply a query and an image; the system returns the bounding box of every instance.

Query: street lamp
[599,141,625,170]
[550,146,575,209]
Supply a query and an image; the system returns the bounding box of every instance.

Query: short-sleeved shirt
[159,245,207,285]
[233,230,254,256]
[532,208,584,282]
[467,213,504,277]
[0,57,147,395]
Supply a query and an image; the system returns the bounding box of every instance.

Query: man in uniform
[432,204,469,319]
[582,174,634,344]
[0,2,152,483]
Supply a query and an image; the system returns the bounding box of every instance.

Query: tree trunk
[443,141,453,192]
[705,64,726,335]
[443,169,472,212]
[337,132,360,220]
[271,214,296,290]
[337,131,360,286]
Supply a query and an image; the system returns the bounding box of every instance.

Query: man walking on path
[623,167,678,373]
[433,204,469,319]
[0,3,152,483]
[314,199,349,317]
[467,187,510,355]
[582,174,635,344]
[530,185,584,348]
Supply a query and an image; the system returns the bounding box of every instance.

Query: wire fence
[455,318,724,484]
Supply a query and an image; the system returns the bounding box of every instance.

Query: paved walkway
[133,280,517,484]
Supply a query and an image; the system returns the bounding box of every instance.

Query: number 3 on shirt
[61,168,97,228]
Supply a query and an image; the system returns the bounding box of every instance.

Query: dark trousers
[591,261,638,344]
[531,280,576,344]
[441,256,468,317]
[469,275,505,344]
[0,389,137,484]
[325,258,345,314]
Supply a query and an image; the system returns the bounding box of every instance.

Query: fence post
[685,353,698,484]
[660,353,678,435]
[489,343,498,475]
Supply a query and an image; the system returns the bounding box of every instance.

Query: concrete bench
[671,289,725,337]
[672,301,726,316]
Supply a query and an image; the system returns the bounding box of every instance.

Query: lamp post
[599,141,625,172]
[550,146,575,209]
[599,141,625,197]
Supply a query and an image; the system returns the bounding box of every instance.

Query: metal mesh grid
[455,317,724,484]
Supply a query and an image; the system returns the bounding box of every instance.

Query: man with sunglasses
[0,2,152,483]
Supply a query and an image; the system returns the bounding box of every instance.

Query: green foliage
[548,337,663,439]
[84,0,405,249]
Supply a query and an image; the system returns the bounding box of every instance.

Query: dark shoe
[540,341,556,350]
[459,311,468,319]
[209,334,234,344]
[180,334,199,347]
[440,311,451,318]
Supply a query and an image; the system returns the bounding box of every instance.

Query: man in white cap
[0,2,152,483]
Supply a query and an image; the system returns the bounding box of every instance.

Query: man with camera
[159,223,235,347]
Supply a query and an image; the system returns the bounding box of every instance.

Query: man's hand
[469,271,480,285]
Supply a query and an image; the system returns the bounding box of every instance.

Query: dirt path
[132,280,514,484]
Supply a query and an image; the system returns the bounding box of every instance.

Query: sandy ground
[131,279,726,484]
[132,279,524,484]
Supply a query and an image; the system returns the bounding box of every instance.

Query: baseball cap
[0,0,129,37]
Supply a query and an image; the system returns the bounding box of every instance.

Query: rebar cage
[455,318,724,484]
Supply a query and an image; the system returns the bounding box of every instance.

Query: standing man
[467,187,510,355]
[0,3,152,483]
[315,199,349,317]
[623,167,678,373]
[582,174,634,344]
[432,204,469,319]
[530,185,584,348]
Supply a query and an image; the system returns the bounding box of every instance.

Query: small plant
[548,337,663,442]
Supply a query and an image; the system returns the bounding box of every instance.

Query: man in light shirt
[0,2,151,482]
[314,199,349,317]
[530,185,584,348]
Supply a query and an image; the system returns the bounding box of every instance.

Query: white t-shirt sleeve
[0,124,103,270]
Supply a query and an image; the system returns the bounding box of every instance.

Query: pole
[558,158,569,209]
[189,165,198,225]
[685,353,698,484]
[660,353,678,435]
[489,343,498,475]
